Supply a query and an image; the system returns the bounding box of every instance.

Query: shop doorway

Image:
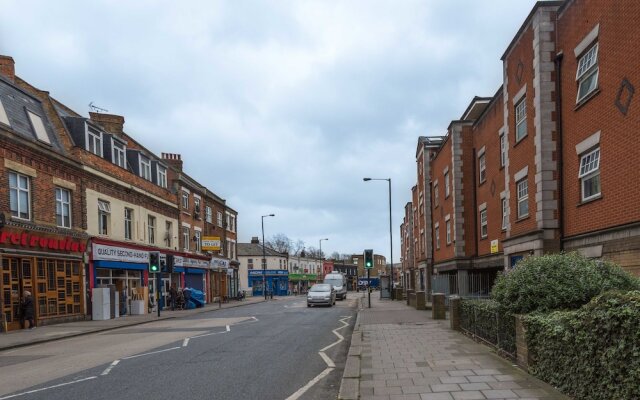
[1,258,33,331]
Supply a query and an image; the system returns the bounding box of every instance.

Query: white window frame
[194,198,201,215]
[576,43,599,103]
[435,224,440,250]
[446,220,451,245]
[515,98,527,142]
[112,139,126,168]
[194,230,201,252]
[55,187,71,228]
[479,153,486,183]
[205,206,212,223]
[579,147,601,201]
[517,179,529,219]
[217,211,223,227]
[500,133,506,167]
[480,209,488,239]
[182,192,189,210]
[444,171,450,198]
[9,171,30,220]
[157,165,167,188]
[148,215,156,244]
[86,127,103,157]
[0,98,10,126]
[182,227,190,251]
[501,198,508,230]
[139,155,151,181]
[124,208,134,240]
[248,259,254,269]
[227,214,236,232]
[98,200,111,235]
[27,110,50,144]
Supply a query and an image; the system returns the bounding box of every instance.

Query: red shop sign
[0,231,86,253]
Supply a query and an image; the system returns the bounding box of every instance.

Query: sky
[0,0,537,261]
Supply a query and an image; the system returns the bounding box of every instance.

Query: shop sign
[202,236,221,251]
[490,239,499,254]
[210,257,229,269]
[249,270,288,276]
[0,230,86,253]
[180,257,210,269]
[93,243,148,263]
[289,273,317,281]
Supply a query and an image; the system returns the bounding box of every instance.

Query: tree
[291,240,305,256]
[266,233,292,254]
[330,252,341,260]
[305,247,322,259]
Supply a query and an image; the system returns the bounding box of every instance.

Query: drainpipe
[554,51,565,251]
[471,148,479,259]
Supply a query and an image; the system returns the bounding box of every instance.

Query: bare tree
[305,246,322,259]
[266,233,292,254]
[291,239,305,256]
[330,251,341,260]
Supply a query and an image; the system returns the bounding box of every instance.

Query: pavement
[0,295,265,352]
[339,294,569,400]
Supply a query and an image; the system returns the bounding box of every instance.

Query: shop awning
[94,260,147,270]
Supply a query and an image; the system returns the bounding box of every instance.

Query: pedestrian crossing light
[149,251,160,273]
[364,249,373,269]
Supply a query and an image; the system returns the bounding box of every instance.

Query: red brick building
[401,0,640,305]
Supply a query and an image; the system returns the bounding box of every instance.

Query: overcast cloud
[0,0,536,260]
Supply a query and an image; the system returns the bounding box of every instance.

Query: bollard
[416,291,426,310]
[432,293,446,320]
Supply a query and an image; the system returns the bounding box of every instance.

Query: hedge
[524,290,640,400]
[491,252,640,314]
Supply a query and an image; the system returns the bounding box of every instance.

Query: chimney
[251,237,260,244]
[0,56,15,81]
[89,112,125,134]
[161,153,183,172]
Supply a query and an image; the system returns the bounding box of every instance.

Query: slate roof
[0,75,65,153]
[237,243,287,257]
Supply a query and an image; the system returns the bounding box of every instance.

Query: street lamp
[262,214,275,300]
[319,238,328,277]
[363,177,394,299]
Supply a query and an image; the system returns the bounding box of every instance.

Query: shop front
[288,273,317,294]
[248,269,289,296]
[173,255,210,303]
[0,228,87,331]
[210,257,229,301]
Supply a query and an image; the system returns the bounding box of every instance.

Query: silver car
[307,284,336,307]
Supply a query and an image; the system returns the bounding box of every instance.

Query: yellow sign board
[490,239,499,254]
[202,236,221,251]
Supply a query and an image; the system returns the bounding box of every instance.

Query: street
[0,296,358,400]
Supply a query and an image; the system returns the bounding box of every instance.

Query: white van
[323,272,347,300]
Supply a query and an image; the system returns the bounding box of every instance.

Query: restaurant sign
[0,230,86,253]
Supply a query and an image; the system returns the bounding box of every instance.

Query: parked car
[307,284,336,307]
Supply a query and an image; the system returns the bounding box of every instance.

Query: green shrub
[524,290,640,400]
[491,252,640,314]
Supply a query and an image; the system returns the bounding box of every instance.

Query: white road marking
[0,376,97,400]
[182,338,190,347]
[100,360,120,376]
[284,368,333,400]
[121,346,181,360]
[285,315,353,400]
[226,325,230,332]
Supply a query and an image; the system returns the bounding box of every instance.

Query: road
[0,295,358,400]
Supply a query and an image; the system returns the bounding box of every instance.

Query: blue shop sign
[249,269,288,276]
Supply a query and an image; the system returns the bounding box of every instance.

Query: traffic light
[364,249,373,269]
[149,251,160,273]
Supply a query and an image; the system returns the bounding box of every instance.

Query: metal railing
[459,299,516,359]
[431,271,495,305]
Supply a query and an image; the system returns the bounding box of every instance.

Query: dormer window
[112,139,126,168]
[0,98,10,126]
[27,110,50,144]
[139,155,151,181]
[157,165,167,188]
[87,127,103,156]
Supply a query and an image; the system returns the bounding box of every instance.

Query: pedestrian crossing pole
[367,268,371,308]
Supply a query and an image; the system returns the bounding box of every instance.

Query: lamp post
[261,214,275,300]
[363,177,394,299]
[319,238,328,278]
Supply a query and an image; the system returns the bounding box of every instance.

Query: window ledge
[515,215,530,223]
[479,179,486,186]
[513,134,528,148]
[577,194,603,207]
[480,236,488,241]
[574,88,601,111]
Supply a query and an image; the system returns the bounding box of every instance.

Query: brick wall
[431,136,454,263]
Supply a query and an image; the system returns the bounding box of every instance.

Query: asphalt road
[0,295,358,400]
